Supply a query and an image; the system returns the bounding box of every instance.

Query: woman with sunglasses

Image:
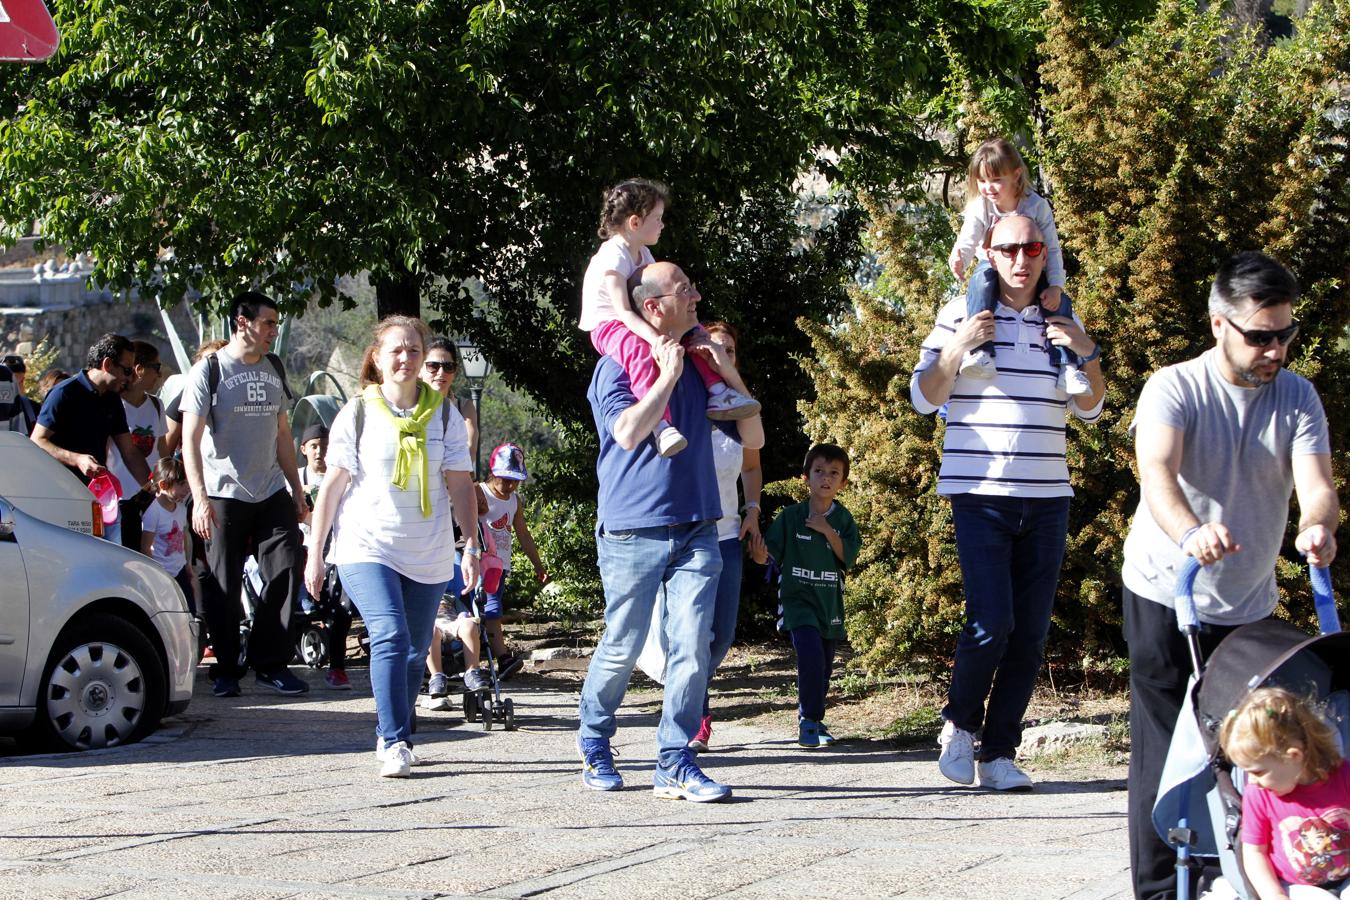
[948,138,1089,396]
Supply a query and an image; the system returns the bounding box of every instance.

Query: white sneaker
[376,736,428,766]
[1059,365,1091,396]
[378,740,413,778]
[977,757,1033,791]
[705,387,761,421]
[419,694,452,711]
[960,349,997,379]
[937,720,975,785]
[655,424,687,457]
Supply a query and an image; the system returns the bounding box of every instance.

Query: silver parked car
[0,433,195,751]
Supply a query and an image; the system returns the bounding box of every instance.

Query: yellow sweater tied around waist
[362,382,443,518]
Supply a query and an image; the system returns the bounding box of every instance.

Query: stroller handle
[1173,557,1203,633]
[1309,563,1340,635]
[1175,555,1340,635]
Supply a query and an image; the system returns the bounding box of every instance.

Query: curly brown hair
[597,178,670,239]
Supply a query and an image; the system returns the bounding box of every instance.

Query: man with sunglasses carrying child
[1121,251,1339,900]
[913,215,1105,792]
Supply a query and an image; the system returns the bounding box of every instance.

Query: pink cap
[87,472,123,525]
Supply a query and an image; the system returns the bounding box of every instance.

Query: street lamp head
[455,337,492,384]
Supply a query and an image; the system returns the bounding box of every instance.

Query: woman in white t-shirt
[304,316,482,779]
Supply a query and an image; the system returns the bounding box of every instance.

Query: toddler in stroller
[1154,560,1350,900]
[1218,687,1349,899]
[422,586,517,730]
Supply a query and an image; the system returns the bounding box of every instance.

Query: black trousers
[1124,586,1244,900]
[202,490,301,679]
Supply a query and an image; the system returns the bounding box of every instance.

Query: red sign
[0,0,60,62]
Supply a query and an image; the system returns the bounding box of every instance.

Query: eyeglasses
[990,242,1046,259]
[652,281,698,299]
[1225,318,1300,348]
[423,361,456,373]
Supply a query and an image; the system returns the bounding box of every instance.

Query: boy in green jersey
[753,444,861,748]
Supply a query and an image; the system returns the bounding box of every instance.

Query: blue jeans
[338,563,447,746]
[702,537,742,717]
[965,261,1077,368]
[943,494,1070,761]
[792,625,836,722]
[579,521,721,766]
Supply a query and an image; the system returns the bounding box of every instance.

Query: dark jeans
[791,625,837,723]
[943,493,1070,761]
[1124,586,1242,900]
[966,262,1078,368]
[202,490,302,679]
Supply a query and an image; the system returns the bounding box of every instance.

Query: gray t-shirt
[180,350,289,502]
[1122,349,1330,624]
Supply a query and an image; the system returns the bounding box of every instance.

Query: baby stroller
[451,586,517,732]
[293,562,368,669]
[1154,557,1350,899]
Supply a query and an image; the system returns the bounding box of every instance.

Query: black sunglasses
[424,361,456,373]
[1225,318,1300,348]
[990,241,1046,259]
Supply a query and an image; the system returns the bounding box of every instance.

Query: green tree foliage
[800,0,1350,675]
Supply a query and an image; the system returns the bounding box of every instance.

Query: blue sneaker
[817,722,836,747]
[653,752,732,802]
[577,734,623,791]
[798,718,823,749]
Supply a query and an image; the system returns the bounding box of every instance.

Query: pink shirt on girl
[1240,758,1350,887]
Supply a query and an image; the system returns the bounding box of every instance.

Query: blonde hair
[966,138,1032,203]
[360,316,431,387]
[1219,686,1342,784]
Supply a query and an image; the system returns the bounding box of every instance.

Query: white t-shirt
[108,394,165,495]
[478,482,519,573]
[579,235,655,332]
[711,423,743,542]
[140,496,188,577]
[325,393,472,584]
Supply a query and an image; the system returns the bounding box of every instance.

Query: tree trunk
[374,273,420,320]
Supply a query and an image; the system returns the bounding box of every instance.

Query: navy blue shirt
[588,356,720,532]
[36,371,129,482]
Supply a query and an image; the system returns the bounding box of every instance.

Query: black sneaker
[496,652,523,682]
[255,669,310,696]
[212,676,241,698]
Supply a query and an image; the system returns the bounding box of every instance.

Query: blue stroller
[1154,558,1350,899]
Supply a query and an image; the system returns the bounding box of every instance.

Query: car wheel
[31,613,166,751]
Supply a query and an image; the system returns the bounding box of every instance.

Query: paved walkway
[0,669,1131,899]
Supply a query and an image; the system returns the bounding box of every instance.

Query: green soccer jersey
[764,500,861,640]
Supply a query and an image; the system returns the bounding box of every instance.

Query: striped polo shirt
[910,296,1103,497]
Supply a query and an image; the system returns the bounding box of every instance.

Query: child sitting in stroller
[1219,686,1350,899]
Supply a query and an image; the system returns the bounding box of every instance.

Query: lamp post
[455,337,492,479]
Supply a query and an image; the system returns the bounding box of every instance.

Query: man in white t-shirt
[108,340,168,552]
[1122,251,1339,900]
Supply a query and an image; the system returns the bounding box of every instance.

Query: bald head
[630,261,701,337]
[989,215,1046,306]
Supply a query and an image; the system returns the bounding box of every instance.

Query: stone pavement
[0,668,1132,899]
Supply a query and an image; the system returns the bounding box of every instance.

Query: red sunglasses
[991,241,1046,259]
